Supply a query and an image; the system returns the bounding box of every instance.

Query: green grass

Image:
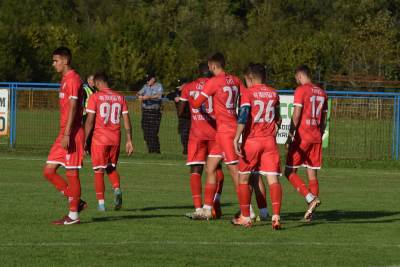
[0,101,396,160]
[0,153,399,266]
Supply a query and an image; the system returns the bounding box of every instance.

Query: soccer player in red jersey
[190,52,245,220]
[285,65,328,221]
[84,72,134,211]
[233,63,283,229]
[43,47,86,225]
[179,63,225,219]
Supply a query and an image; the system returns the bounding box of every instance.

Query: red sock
[43,168,71,197]
[269,183,282,216]
[238,184,251,217]
[204,183,217,206]
[95,171,105,200]
[309,179,319,196]
[190,173,202,209]
[66,170,81,212]
[107,170,120,189]
[215,168,224,195]
[287,173,310,197]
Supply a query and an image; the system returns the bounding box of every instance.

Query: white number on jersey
[310,95,325,119]
[223,86,238,109]
[190,91,213,113]
[253,100,275,123]
[99,102,122,124]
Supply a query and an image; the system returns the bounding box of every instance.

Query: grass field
[0,153,399,266]
[0,107,395,160]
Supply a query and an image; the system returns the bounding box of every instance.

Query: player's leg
[43,163,69,196]
[44,139,69,196]
[307,168,319,196]
[212,163,224,219]
[65,168,81,221]
[106,166,122,210]
[265,174,282,230]
[91,144,109,210]
[250,173,268,220]
[303,143,323,220]
[94,168,106,211]
[306,142,322,197]
[261,136,283,229]
[208,140,224,218]
[189,164,203,212]
[192,156,220,220]
[185,138,206,217]
[285,141,316,203]
[231,172,252,228]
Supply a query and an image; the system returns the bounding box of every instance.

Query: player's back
[294,83,328,143]
[242,84,279,139]
[202,72,243,132]
[181,77,216,140]
[90,89,128,146]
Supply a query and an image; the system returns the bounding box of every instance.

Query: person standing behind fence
[82,74,97,152]
[43,47,87,225]
[137,73,163,154]
[82,74,96,123]
[285,65,328,222]
[166,79,191,155]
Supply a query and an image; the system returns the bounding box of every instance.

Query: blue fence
[1,82,400,160]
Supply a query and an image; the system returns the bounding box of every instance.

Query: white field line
[0,240,399,248]
[0,157,181,166]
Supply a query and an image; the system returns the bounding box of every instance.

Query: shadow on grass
[124,203,233,212]
[282,210,400,225]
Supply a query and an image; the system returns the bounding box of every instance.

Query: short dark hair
[52,47,72,64]
[145,72,157,81]
[295,64,311,78]
[245,63,267,84]
[198,62,210,77]
[93,72,109,84]
[208,52,225,68]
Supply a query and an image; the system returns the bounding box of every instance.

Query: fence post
[396,96,400,160]
[9,84,17,148]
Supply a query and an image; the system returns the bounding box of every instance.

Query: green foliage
[1,0,400,89]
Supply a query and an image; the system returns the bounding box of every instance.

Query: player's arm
[286,106,302,147]
[123,113,134,156]
[84,112,95,153]
[275,105,282,130]
[177,101,188,118]
[61,98,78,150]
[142,84,163,100]
[234,105,250,157]
[320,105,328,136]
[191,93,208,109]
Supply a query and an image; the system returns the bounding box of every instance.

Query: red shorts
[91,144,120,169]
[186,137,222,165]
[216,131,239,164]
[46,128,84,169]
[286,139,322,169]
[239,136,281,176]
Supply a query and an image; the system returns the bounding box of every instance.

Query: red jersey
[86,88,129,146]
[180,77,216,140]
[240,84,280,139]
[201,72,244,133]
[59,70,83,133]
[293,83,328,144]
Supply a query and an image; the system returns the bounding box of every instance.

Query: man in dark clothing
[137,73,163,153]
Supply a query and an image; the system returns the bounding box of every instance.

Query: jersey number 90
[100,102,121,124]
